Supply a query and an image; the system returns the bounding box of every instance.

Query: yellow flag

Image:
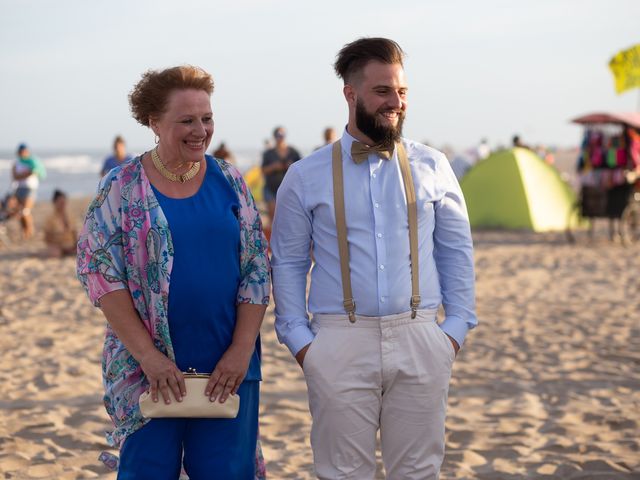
[609,44,640,94]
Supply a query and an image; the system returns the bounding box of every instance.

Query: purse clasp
[183,367,210,379]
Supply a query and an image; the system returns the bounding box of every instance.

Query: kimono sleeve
[221,162,271,305]
[76,173,128,306]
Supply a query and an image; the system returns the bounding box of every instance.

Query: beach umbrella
[460,148,577,232]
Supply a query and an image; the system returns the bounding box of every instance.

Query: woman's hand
[98,290,186,405]
[139,349,186,404]
[445,333,460,356]
[205,343,253,403]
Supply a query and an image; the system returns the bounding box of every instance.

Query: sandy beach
[0,197,638,479]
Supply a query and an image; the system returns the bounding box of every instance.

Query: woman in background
[11,143,46,239]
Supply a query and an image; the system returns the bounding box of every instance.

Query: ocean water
[0,148,263,202]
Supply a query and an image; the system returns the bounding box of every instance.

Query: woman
[77,66,270,479]
[43,189,77,257]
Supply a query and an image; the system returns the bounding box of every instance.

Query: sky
[1,0,639,154]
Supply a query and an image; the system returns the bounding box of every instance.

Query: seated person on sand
[43,190,77,257]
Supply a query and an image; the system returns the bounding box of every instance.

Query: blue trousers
[118,381,259,480]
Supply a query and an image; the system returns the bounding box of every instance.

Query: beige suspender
[332,142,357,323]
[332,141,421,323]
[397,142,421,318]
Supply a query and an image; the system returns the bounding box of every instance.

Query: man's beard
[355,99,404,146]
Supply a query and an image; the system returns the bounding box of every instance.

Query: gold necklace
[151,147,201,183]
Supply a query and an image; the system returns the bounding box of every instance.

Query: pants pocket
[302,327,324,373]
[432,323,455,364]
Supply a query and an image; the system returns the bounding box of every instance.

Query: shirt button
[377,233,383,238]
[372,173,377,178]
[379,264,385,270]
[381,297,385,303]
[374,202,380,208]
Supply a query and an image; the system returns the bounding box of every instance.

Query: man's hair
[334,37,405,84]
[129,65,214,126]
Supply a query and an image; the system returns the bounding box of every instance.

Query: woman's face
[151,88,213,165]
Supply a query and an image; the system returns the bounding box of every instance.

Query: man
[271,38,476,479]
[11,143,46,239]
[261,126,301,222]
[100,135,133,177]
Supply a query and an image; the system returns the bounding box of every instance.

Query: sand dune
[0,198,638,479]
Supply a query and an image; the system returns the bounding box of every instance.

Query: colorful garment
[77,155,270,449]
[18,156,47,180]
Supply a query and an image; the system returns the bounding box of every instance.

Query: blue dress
[118,156,260,480]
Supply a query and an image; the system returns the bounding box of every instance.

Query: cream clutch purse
[139,371,240,419]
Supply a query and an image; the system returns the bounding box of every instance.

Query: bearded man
[271,37,477,480]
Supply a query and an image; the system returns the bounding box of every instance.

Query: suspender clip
[410,295,421,319]
[343,298,357,323]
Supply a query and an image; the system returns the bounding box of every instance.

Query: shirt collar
[339,126,358,161]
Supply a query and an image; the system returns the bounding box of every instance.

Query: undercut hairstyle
[334,37,405,84]
[129,65,214,126]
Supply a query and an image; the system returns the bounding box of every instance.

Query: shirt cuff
[284,324,316,357]
[439,315,470,348]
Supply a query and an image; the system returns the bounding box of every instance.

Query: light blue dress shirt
[271,129,477,356]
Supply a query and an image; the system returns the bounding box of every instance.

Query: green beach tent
[460,147,577,232]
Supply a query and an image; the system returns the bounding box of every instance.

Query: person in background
[476,137,491,161]
[11,143,46,239]
[315,127,337,150]
[261,126,301,222]
[512,134,530,150]
[271,37,477,479]
[213,141,235,164]
[77,65,270,480]
[101,135,133,177]
[534,144,555,165]
[43,189,77,258]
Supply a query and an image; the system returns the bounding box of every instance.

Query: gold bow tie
[350,141,394,164]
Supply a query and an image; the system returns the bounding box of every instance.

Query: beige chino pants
[302,309,455,480]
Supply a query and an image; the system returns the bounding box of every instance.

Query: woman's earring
[154,135,159,144]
